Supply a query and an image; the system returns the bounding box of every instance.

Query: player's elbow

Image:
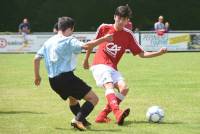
[34,56,42,63]
[137,52,146,58]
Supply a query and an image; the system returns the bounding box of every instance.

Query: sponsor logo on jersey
[105,43,121,57]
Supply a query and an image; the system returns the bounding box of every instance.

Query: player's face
[114,15,129,30]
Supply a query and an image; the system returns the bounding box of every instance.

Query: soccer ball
[146,106,164,123]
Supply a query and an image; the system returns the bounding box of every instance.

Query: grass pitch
[0,53,200,134]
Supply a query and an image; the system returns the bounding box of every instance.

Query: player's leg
[114,80,129,104]
[93,68,114,123]
[72,90,98,131]
[91,65,129,125]
[96,71,128,123]
[103,82,130,125]
[70,74,98,131]
[48,73,86,131]
[68,97,91,126]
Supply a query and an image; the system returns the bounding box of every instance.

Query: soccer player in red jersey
[83,5,167,125]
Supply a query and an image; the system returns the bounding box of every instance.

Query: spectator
[18,18,31,46]
[154,16,166,35]
[18,18,30,34]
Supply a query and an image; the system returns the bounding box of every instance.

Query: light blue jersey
[154,22,165,30]
[35,34,84,78]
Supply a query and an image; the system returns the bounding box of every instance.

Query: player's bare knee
[93,94,99,105]
[84,90,99,106]
[68,96,78,105]
[121,88,129,96]
[89,93,99,106]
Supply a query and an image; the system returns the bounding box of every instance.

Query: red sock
[106,93,120,114]
[102,93,122,114]
[116,97,122,104]
[102,103,111,113]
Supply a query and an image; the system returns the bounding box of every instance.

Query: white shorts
[90,64,124,87]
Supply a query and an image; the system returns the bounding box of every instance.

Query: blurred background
[0,0,200,32]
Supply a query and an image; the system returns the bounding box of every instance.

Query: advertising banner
[0,33,96,53]
[0,32,199,53]
[140,32,200,51]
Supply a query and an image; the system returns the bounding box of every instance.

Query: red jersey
[92,24,144,70]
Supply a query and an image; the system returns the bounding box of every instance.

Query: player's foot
[82,119,92,126]
[71,118,86,131]
[95,116,112,123]
[116,108,130,125]
[95,105,112,123]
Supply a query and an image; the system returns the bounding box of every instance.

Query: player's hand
[34,76,41,86]
[83,59,90,69]
[104,34,113,42]
[159,47,167,54]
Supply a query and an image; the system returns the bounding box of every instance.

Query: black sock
[70,103,81,116]
[75,101,94,122]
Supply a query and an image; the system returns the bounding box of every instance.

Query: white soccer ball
[146,106,164,123]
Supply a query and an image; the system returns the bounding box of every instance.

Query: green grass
[0,53,200,134]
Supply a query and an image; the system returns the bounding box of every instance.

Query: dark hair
[115,5,132,18]
[58,17,75,31]
[54,22,58,31]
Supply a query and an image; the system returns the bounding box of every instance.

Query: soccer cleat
[71,118,86,131]
[82,119,92,126]
[95,116,112,123]
[116,108,130,125]
[95,105,112,123]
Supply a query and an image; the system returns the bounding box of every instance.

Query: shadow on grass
[87,128,121,132]
[56,127,122,132]
[55,127,72,131]
[0,111,46,115]
[124,120,185,125]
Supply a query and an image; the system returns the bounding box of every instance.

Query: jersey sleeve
[35,45,45,59]
[70,37,84,54]
[95,24,104,39]
[128,33,144,55]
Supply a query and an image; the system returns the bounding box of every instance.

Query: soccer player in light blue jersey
[34,16,112,131]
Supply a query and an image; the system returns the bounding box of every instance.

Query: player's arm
[83,48,92,69]
[82,34,112,69]
[138,47,167,58]
[34,56,42,86]
[81,34,112,50]
[82,24,106,69]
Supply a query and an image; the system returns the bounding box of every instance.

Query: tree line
[0,0,199,32]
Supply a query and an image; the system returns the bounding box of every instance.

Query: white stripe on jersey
[123,27,144,51]
[95,23,112,39]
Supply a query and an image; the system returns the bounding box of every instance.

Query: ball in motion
[146,106,164,123]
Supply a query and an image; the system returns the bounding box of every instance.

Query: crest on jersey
[105,43,121,57]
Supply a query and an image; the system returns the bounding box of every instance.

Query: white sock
[115,92,125,101]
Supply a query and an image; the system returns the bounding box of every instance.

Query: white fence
[0,31,200,53]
